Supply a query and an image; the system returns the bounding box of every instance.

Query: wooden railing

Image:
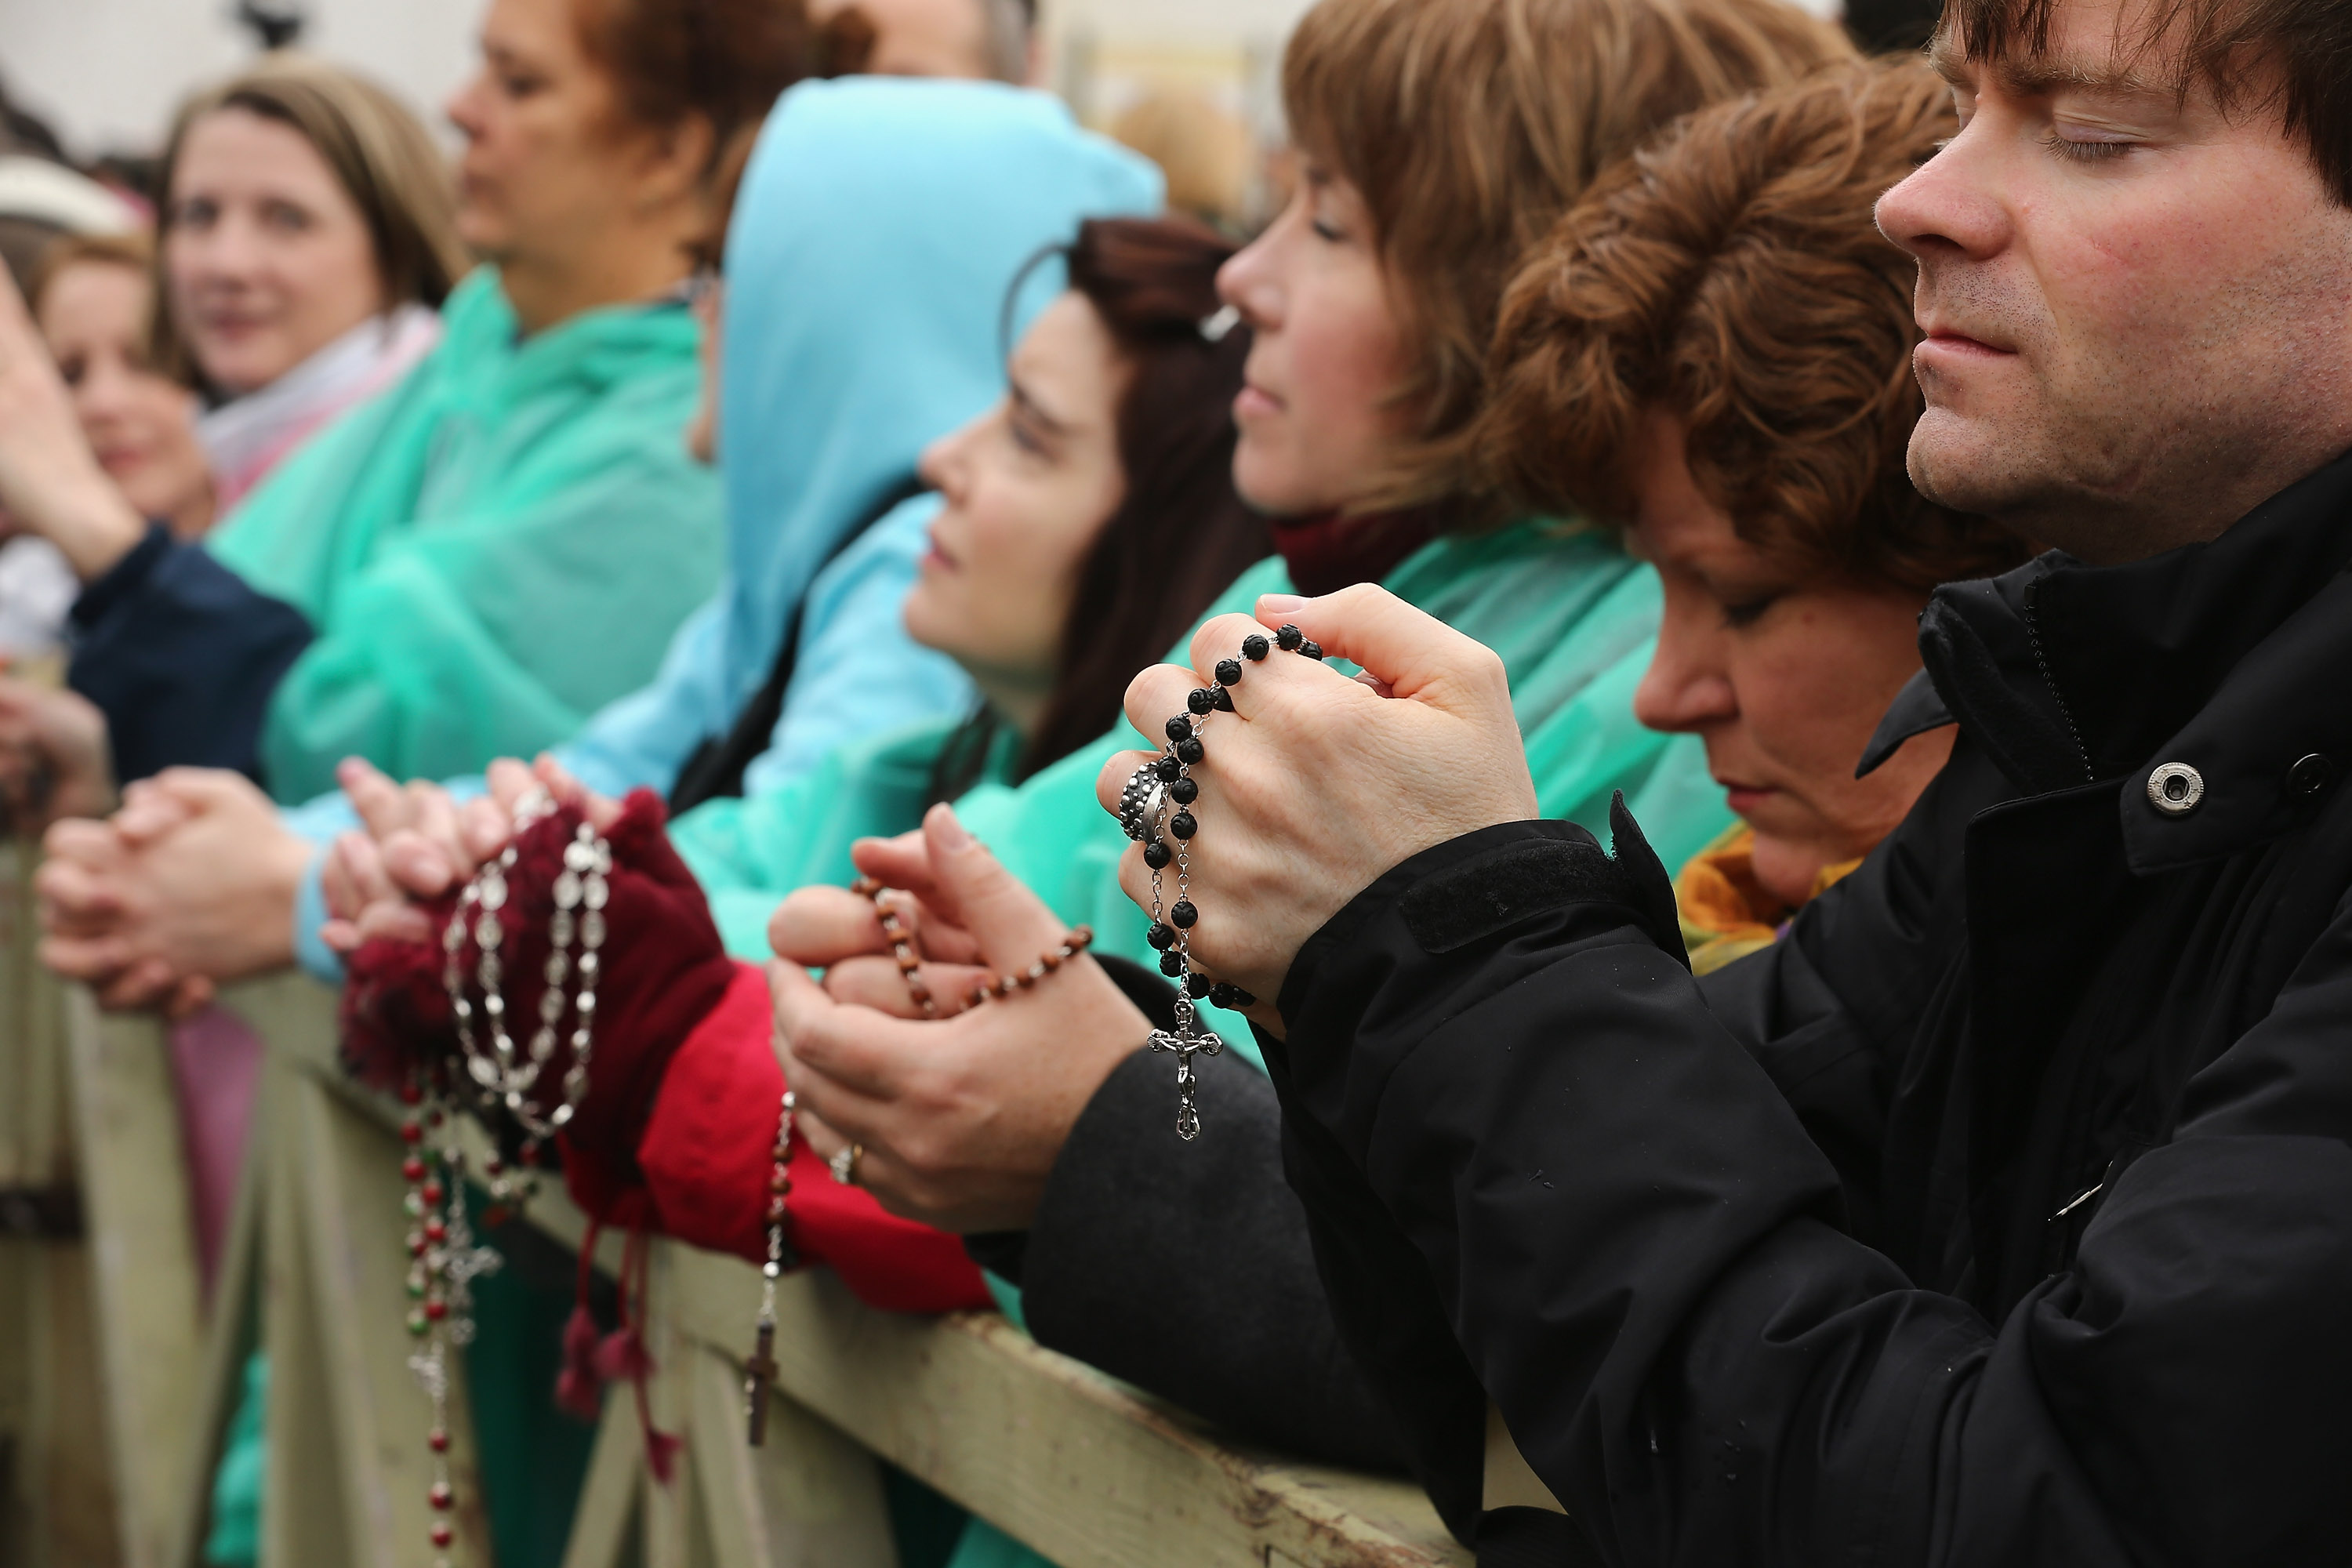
[0,850,1469,1568]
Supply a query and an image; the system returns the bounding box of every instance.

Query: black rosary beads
[1122,624,1323,1138]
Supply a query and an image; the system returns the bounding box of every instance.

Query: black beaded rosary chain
[1122,624,1323,1138]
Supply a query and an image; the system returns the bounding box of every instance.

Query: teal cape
[207,266,724,804]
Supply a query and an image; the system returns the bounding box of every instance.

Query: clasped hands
[771,585,1535,1236]
[767,805,1145,1234]
[1092,585,1539,1025]
[315,753,1151,1238]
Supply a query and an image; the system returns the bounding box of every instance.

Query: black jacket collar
[1862,448,2352,873]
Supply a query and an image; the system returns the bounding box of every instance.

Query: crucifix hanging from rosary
[1122,623,1324,1139]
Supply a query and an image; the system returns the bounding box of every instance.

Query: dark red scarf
[1267,505,1449,597]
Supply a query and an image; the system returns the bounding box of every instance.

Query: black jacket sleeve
[66,524,314,785]
[1262,800,2352,1566]
[967,955,1407,1474]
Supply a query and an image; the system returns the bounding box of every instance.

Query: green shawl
[205,267,724,803]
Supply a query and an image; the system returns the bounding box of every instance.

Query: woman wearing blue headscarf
[36,76,1161,1004]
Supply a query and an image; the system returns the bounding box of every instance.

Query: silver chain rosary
[443,789,612,1146]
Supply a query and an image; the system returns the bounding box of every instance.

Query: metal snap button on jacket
[2288,752,2335,799]
[2147,761,2205,815]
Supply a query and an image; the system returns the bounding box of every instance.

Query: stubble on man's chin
[1904,412,2059,544]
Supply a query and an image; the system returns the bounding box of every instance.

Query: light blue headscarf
[561,77,1164,795]
[285,78,1161,977]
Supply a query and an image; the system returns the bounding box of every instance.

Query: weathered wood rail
[0,844,1468,1568]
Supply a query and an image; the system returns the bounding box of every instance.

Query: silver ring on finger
[829,1142,863,1186]
[1120,762,1167,845]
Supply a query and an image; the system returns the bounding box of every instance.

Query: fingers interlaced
[324,833,384,921]
[915,806,1069,973]
[382,828,459,898]
[34,857,126,929]
[769,884,894,967]
[355,898,434,946]
[483,757,543,816]
[458,796,510,864]
[850,830,944,907]
[775,982,914,1101]
[40,932,129,982]
[111,786,197,846]
[822,953,995,1018]
[530,753,622,829]
[341,758,410,840]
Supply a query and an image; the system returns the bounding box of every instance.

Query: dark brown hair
[1483,58,2029,593]
[153,54,468,388]
[572,0,813,181]
[931,217,1267,799]
[1280,0,1857,517]
[1942,0,2352,204]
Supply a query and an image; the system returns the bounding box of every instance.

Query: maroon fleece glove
[340,788,741,1220]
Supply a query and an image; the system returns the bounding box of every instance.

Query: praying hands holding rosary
[757,583,1544,1240]
[1094,585,1542,1038]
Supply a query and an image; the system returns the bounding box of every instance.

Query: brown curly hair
[1482,57,2031,593]
[1280,0,1855,520]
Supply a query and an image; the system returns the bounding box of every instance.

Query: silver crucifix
[1146,1000,1224,1140]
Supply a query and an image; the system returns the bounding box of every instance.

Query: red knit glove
[636,964,989,1313]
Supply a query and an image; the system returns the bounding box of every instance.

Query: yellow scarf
[1674,825,1861,976]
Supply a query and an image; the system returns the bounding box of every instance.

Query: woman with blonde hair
[0,61,456,683]
[154,53,467,512]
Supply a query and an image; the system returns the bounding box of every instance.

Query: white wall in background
[0,0,484,157]
[2,0,1841,160]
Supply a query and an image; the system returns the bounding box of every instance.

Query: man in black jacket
[1096,0,2352,1561]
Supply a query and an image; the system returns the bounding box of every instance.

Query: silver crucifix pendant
[1146,1001,1224,1141]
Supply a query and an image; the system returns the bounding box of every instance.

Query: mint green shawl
[206,267,724,802]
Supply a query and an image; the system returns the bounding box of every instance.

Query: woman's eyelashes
[488,54,548,99]
[260,199,316,236]
[1004,385,1062,461]
[1719,590,1783,630]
